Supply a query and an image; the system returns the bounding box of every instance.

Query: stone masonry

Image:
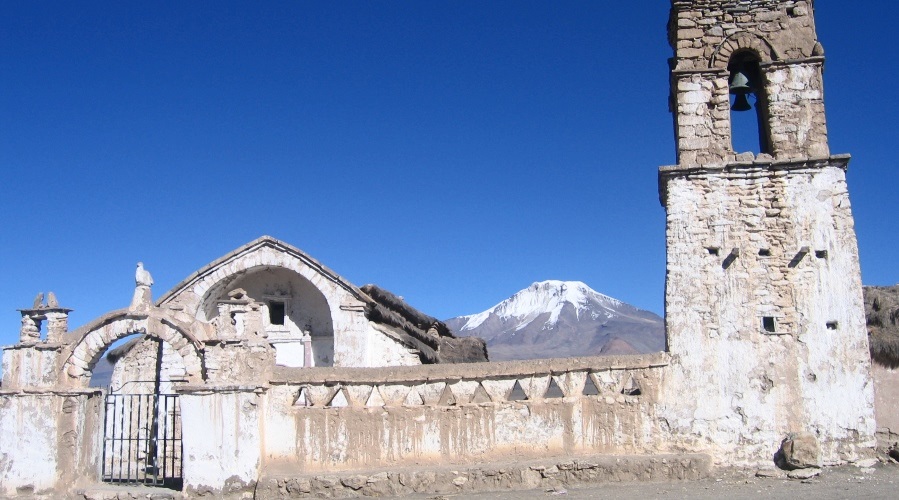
[659,0,875,466]
[670,0,827,165]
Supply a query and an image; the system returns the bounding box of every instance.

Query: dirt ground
[412,463,899,500]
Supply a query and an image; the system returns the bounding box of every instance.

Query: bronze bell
[729,70,753,111]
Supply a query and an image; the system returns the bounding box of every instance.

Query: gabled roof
[154,236,489,364]
[156,235,367,306]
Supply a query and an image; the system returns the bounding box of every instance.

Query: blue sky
[1,2,896,346]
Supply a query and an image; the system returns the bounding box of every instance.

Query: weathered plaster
[179,386,264,496]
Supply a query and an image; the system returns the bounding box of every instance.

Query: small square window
[826,321,838,330]
[707,247,720,256]
[758,249,771,257]
[762,316,776,333]
[268,301,285,325]
[815,250,828,259]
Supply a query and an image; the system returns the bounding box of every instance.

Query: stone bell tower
[658,1,875,465]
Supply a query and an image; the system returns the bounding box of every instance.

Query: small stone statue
[47,291,59,308]
[32,292,44,309]
[136,262,154,287]
[130,262,154,312]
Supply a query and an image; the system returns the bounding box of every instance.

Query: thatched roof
[360,284,488,364]
[865,285,899,368]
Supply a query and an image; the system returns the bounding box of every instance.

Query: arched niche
[727,49,771,155]
[199,266,335,367]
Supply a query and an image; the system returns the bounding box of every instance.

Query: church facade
[0,1,883,497]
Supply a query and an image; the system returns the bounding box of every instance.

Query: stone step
[74,484,180,500]
[257,453,711,498]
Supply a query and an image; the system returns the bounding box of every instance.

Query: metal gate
[101,391,182,488]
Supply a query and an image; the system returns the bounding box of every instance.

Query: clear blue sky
[1,2,896,346]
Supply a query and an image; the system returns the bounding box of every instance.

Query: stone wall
[0,390,103,497]
[659,158,874,466]
[156,353,672,496]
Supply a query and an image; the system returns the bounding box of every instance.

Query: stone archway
[60,310,204,388]
[710,31,778,69]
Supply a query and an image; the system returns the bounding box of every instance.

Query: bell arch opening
[199,266,336,367]
[728,50,771,155]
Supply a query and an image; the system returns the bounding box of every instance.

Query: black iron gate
[101,391,182,487]
[100,336,184,488]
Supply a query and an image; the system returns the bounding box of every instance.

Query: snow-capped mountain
[445,280,664,361]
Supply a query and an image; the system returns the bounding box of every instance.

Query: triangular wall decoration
[293,387,309,407]
[437,384,456,406]
[508,380,528,401]
[582,374,601,396]
[327,387,349,408]
[366,386,386,407]
[469,383,492,404]
[404,388,425,406]
[481,379,516,402]
[544,377,565,398]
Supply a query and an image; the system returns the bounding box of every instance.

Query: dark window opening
[815,250,828,259]
[268,301,285,325]
[759,248,771,257]
[729,51,770,155]
[826,321,838,330]
[707,247,720,256]
[762,316,776,333]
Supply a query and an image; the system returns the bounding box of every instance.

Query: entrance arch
[60,309,205,387]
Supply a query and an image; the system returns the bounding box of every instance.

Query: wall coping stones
[176,384,268,395]
[658,154,851,205]
[269,352,669,385]
[0,388,102,396]
[2,342,65,352]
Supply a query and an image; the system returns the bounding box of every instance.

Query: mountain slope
[446,280,664,361]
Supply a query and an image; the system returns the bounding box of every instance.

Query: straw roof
[360,284,488,363]
[865,285,899,368]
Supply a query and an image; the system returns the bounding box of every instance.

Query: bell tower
[659,1,875,465]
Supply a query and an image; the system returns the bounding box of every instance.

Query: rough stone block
[778,432,821,469]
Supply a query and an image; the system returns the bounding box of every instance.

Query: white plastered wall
[659,165,875,466]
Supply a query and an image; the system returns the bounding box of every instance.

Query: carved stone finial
[32,292,44,309]
[20,315,40,342]
[47,291,59,308]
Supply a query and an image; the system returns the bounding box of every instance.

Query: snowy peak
[458,280,625,332]
[445,279,665,361]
